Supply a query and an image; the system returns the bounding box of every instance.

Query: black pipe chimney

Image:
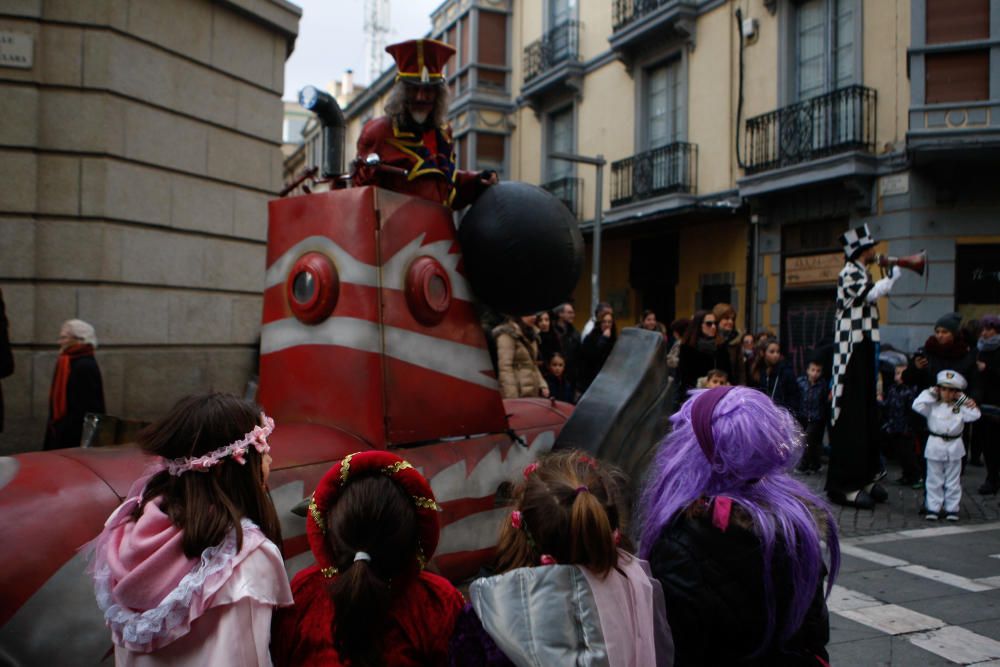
[298,85,345,178]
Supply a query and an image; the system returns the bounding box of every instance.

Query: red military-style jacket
[352,116,489,209]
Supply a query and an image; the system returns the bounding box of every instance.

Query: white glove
[866,266,899,302]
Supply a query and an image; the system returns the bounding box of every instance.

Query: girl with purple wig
[639,386,840,666]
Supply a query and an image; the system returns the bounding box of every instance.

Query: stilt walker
[826,224,900,509]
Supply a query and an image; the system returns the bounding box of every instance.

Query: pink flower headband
[165,414,274,476]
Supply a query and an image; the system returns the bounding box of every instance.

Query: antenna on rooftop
[364,0,391,83]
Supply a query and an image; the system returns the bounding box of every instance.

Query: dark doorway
[630,233,678,326]
[782,289,837,377]
[701,284,733,311]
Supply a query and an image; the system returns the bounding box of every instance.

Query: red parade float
[0,40,673,665]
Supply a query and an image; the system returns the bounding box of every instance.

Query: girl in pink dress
[88,393,292,666]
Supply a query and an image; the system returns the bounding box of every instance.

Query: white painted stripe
[840,543,1000,593]
[846,521,1000,545]
[836,603,945,635]
[975,575,1000,588]
[438,507,509,555]
[260,317,498,390]
[430,431,556,504]
[898,564,995,592]
[990,553,1000,560]
[380,233,473,302]
[264,233,473,301]
[826,584,881,613]
[840,543,909,567]
[907,625,1000,664]
[265,235,378,289]
[831,585,1000,664]
[897,525,973,539]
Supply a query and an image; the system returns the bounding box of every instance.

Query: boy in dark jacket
[797,360,827,474]
[753,338,801,418]
[881,364,922,488]
[543,352,576,404]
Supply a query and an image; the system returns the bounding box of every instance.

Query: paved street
[796,464,1000,665]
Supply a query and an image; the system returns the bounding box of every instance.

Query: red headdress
[306,451,442,578]
[385,39,455,86]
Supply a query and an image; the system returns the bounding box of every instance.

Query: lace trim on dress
[93,519,265,653]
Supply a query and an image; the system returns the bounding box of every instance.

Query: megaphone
[876,250,926,276]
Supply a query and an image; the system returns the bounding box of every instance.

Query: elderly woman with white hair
[43,319,105,449]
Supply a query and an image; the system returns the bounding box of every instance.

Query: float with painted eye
[0,89,675,666]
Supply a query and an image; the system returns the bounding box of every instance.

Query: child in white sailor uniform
[912,370,980,521]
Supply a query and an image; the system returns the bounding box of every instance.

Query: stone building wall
[0,0,300,452]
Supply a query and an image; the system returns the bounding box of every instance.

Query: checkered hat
[839,223,876,259]
[936,370,967,390]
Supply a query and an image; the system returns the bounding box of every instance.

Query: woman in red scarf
[44,319,105,449]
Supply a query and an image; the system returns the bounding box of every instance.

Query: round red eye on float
[287,252,339,324]
[405,256,452,326]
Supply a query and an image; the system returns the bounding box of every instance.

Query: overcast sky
[283,0,443,101]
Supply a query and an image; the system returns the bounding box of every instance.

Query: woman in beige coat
[493,316,550,399]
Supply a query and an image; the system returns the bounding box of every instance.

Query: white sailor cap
[936,370,967,390]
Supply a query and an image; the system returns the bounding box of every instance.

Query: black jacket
[977,345,1000,409]
[0,291,12,432]
[648,513,830,666]
[544,372,575,404]
[678,341,732,402]
[43,355,105,450]
[902,335,980,400]
[758,361,802,417]
[553,321,581,384]
[578,329,615,393]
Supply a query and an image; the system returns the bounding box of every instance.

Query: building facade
[285,0,1000,366]
[0,0,300,452]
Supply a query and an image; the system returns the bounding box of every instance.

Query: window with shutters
[546,106,574,181]
[794,0,857,101]
[645,59,683,149]
[924,0,990,103]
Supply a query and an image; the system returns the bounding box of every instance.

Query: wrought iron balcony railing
[523,20,580,83]
[542,176,583,219]
[744,85,877,174]
[610,142,697,206]
[613,0,675,32]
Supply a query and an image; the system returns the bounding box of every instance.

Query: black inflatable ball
[459,181,583,315]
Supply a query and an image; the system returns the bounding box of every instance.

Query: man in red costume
[353,38,498,209]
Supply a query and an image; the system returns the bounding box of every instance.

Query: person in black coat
[577,310,616,394]
[902,312,980,398]
[542,351,576,404]
[0,289,13,434]
[639,387,838,666]
[552,303,581,387]
[677,310,732,405]
[975,315,1000,494]
[43,319,105,450]
[752,338,802,417]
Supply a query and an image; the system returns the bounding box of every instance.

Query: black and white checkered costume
[830,260,879,425]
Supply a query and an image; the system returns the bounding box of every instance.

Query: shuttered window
[646,59,682,149]
[926,0,989,44]
[795,0,856,101]
[926,50,990,103]
[547,107,574,180]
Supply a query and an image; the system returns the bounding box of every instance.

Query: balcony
[610,142,697,207]
[541,176,583,219]
[520,21,584,109]
[744,85,877,174]
[609,0,697,70]
[908,101,1000,162]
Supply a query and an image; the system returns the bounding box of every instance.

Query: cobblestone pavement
[794,461,1000,665]
[795,460,1000,537]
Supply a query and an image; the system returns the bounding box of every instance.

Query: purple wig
[638,386,840,652]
